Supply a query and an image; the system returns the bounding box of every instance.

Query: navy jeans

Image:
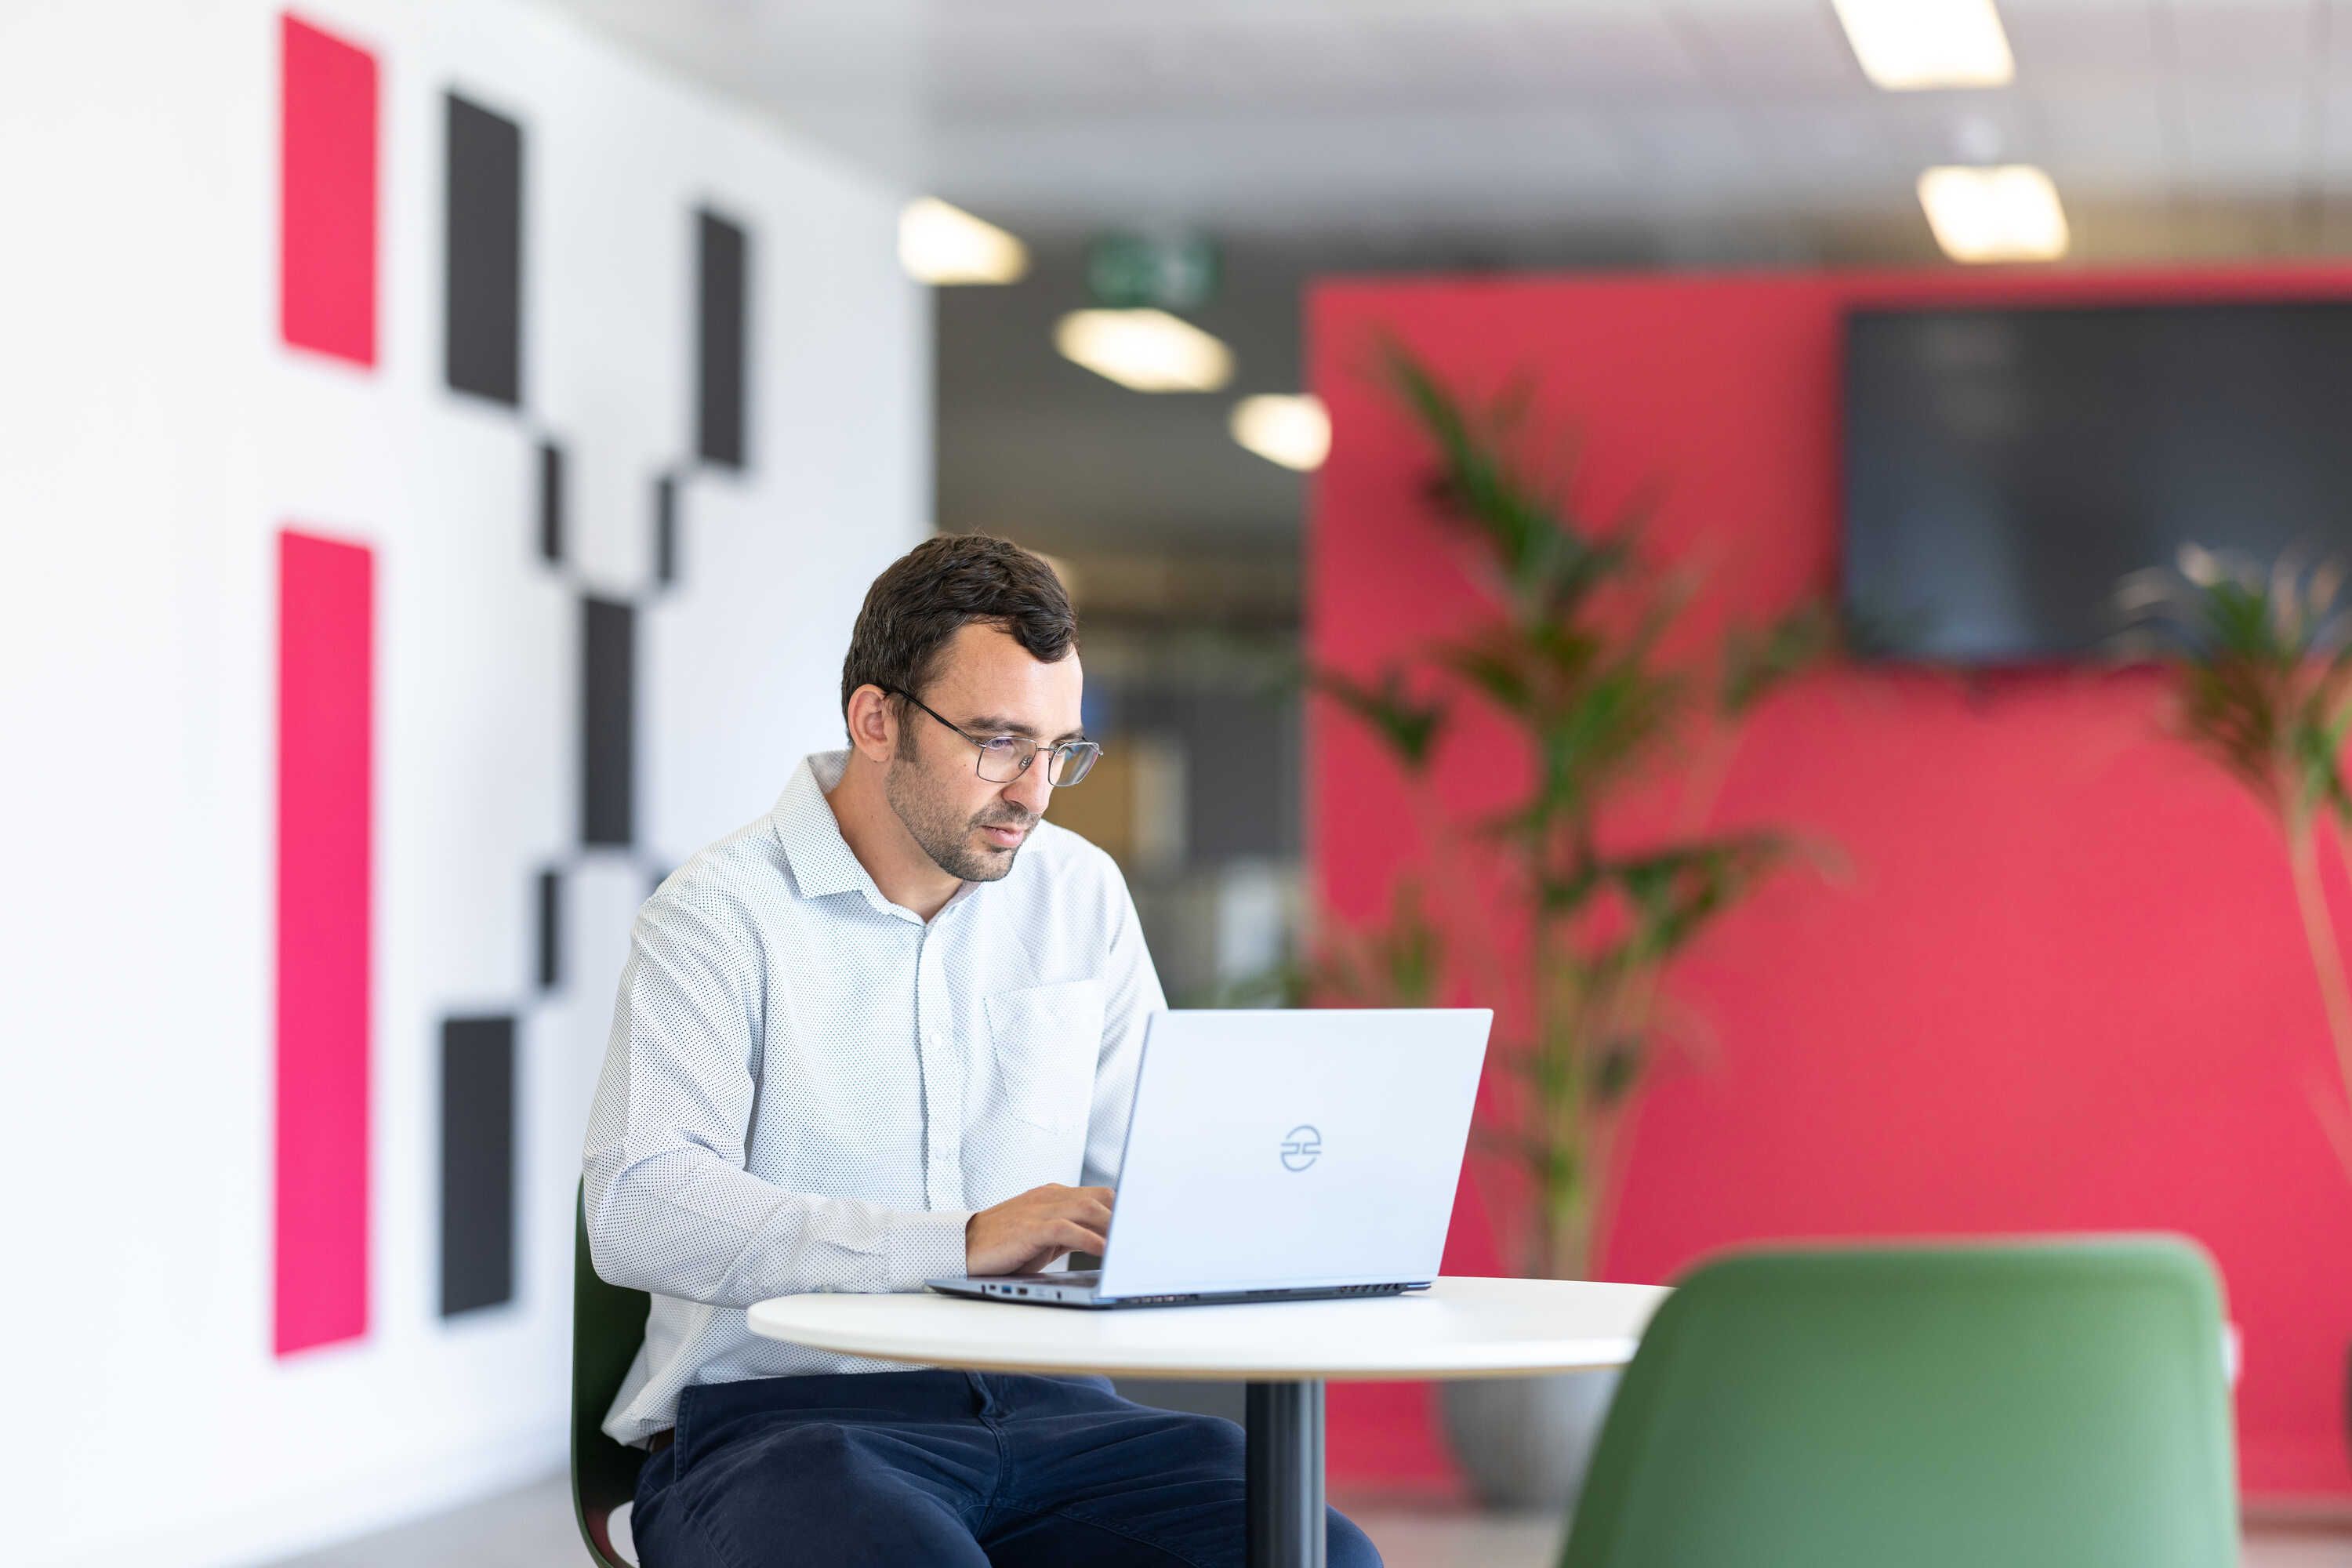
[632,1369,1381,1568]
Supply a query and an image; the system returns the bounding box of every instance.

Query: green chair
[573,1177,653,1568]
[1559,1236,2238,1568]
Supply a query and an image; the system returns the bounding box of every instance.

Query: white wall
[0,2,926,1562]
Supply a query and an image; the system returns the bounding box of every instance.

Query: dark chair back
[572,1177,652,1568]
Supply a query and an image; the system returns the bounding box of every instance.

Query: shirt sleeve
[581,894,972,1304]
[1080,856,1168,1189]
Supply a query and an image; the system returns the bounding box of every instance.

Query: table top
[746,1276,1669,1382]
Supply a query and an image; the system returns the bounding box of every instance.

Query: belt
[648,1427,675,1455]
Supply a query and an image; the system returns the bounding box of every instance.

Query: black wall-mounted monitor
[1842,299,2352,663]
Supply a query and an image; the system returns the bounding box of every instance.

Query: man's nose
[1004,759,1053,818]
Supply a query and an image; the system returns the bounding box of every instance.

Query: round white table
[748,1276,1668,1568]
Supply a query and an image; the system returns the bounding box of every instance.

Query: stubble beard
[884,731,1034,883]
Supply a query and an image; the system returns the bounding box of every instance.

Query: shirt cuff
[885,1207,975,1292]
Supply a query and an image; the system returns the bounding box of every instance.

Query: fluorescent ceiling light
[1832,0,2014,90]
[898,198,1027,285]
[1230,394,1330,472]
[1917,165,2069,263]
[1054,309,1233,392]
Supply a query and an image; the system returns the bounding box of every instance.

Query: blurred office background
[9,0,2352,1563]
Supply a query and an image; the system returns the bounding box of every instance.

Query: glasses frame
[883,687,1102,788]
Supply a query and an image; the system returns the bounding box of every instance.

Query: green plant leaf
[1606,831,1794,964]
[1310,665,1449,773]
[2126,546,2352,833]
[1590,1035,1643,1105]
[1722,600,1840,715]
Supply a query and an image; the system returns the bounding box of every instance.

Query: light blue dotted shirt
[582,748,1166,1446]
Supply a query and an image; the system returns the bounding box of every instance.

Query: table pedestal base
[1245,1379,1326,1568]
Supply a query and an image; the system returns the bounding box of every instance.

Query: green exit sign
[1087,233,1220,311]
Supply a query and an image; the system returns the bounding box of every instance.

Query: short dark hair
[840,534,1077,731]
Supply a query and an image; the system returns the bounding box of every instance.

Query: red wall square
[276,527,373,1354]
[279,13,378,366]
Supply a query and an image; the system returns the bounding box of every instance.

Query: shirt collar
[771,750,876,901]
[769,749,986,920]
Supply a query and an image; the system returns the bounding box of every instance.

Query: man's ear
[844,684,897,764]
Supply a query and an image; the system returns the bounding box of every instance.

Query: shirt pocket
[982,978,1105,1134]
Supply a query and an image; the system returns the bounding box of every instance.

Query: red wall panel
[1308,266,2352,1501]
[279,13,378,366]
[276,528,374,1356]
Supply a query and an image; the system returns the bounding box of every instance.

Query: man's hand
[964,1183,1114,1276]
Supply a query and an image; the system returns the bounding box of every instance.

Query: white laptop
[927,1007,1491,1309]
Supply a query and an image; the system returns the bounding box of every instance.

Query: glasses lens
[1048,743,1100,787]
[975,736,1033,783]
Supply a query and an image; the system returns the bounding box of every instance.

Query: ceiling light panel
[1917,165,2069,263]
[1832,0,2014,90]
[1054,310,1234,393]
[1230,395,1330,472]
[899,198,1028,285]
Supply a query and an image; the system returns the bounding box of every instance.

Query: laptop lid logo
[1280,1124,1321,1171]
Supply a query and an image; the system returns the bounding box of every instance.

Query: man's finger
[1054,1221,1109,1254]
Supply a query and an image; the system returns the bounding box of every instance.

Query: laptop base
[925,1272,1420,1310]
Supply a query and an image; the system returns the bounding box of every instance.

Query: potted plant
[1298,347,1837,1508]
[2119,544,2352,1463]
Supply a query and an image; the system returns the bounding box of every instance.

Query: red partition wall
[1308,266,2352,1502]
[276,528,375,1356]
[279,13,378,367]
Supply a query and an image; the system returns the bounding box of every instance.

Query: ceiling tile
[1662,0,1864,91]
[2176,81,2317,187]
[1879,92,2050,165]
[1348,16,1531,97]
[2322,80,2352,169]
[1659,0,1835,12]
[1744,100,1916,212]
[2034,86,2176,188]
[929,106,1642,234]
[1754,99,1903,174]
[1504,7,1707,93]
[2328,0,2352,78]
[2002,1,2163,87]
[1166,18,1394,105]
[1616,102,1772,192]
[2163,0,2321,79]
[924,23,1154,112]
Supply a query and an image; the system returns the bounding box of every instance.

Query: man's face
[884,622,1085,883]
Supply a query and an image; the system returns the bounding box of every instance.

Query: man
[583,535,1381,1566]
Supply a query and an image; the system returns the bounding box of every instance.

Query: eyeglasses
[885,688,1102,788]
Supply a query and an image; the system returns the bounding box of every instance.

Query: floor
[264,1469,2352,1568]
